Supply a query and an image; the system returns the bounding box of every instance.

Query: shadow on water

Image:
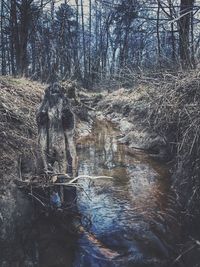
[3,120,177,267]
[74,120,174,267]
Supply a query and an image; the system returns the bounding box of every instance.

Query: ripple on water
[75,120,171,266]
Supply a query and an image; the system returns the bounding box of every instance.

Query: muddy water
[74,120,173,267]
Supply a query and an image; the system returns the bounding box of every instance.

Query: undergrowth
[147,71,200,263]
[0,76,44,180]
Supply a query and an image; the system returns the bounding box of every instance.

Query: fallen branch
[54,175,114,186]
[28,192,46,207]
[15,175,114,189]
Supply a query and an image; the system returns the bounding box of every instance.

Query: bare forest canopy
[0,0,200,84]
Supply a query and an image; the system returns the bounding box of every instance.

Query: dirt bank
[147,71,200,266]
[91,71,200,266]
[0,77,93,266]
[0,77,45,266]
[93,85,170,161]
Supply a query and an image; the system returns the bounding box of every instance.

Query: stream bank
[90,86,171,162]
[87,72,200,266]
[0,77,44,266]
[0,75,196,266]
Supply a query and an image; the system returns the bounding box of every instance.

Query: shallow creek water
[73,120,172,267]
[3,120,174,267]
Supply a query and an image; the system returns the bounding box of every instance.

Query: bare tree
[179,0,195,68]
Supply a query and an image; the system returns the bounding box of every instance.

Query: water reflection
[75,120,171,266]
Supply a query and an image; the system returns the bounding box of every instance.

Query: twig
[28,193,46,207]
[54,175,114,186]
[18,156,22,180]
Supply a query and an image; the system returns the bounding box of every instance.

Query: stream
[3,120,176,267]
[73,120,173,267]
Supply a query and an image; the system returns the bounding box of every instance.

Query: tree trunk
[1,0,6,75]
[9,5,16,76]
[89,0,92,75]
[80,0,86,79]
[11,0,20,74]
[190,5,195,68]
[179,0,194,68]
[156,1,161,67]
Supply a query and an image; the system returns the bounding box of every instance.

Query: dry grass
[147,71,200,220]
[97,84,155,120]
[0,76,45,178]
[97,71,200,264]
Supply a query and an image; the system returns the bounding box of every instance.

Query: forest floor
[0,73,200,266]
